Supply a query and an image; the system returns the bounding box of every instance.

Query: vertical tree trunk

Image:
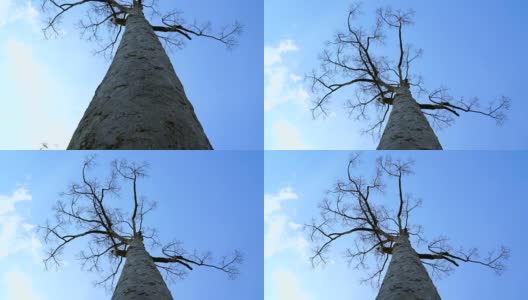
[67,11,212,150]
[377,86,442,150]
[112,238,173,300]
[376,234,440,300]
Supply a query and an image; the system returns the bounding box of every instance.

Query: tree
[307,154,509,299]
[41,0,242,149]
[40,156,242,299]
[309,3,510,150]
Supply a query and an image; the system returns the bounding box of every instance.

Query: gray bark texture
[67,13,212,150]
[112,238,173,300]
[377,86,442,150]
[376,234,441,300]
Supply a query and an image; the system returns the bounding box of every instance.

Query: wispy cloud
[0,187,42,260]
[264,187,308,258]
[264,40,309,111]
[264,40,298,68]
[264,186,298,218]
[264,39,311,149]
[0,187,31,215]
[264,39,374,150]
[0,0,39,29]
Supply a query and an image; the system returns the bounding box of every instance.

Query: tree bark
[67,12,212,150]
[376,234,440,300]
[112,238,173,300]
[377,86,442,150]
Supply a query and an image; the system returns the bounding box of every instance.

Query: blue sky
[265,151,526,299]
[0,150,263,299]
[0,0,262,150]
[264,0,528,150]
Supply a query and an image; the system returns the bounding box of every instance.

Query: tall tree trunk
[112,238,173,300]
[67,11,212,150]
[376,234,440,300]
[377,86,442,150]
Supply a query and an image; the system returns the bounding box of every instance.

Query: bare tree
[307,154,509,299]
[40,156,242,299]
[41,0,242,149]
[309,3,510,150]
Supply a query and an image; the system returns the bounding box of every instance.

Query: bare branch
[112,9,243,49]
[40,0,242,56]
[421,238,510,275]
[422,88,511,127]
[309,1,510,137]
[40,156,241,291]
[307,154,509,286]
[149,241,242,279]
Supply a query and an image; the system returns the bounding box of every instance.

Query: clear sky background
[264,0,528,150]
[265,151,526,299]
[0,0,263,150]
[0,150,263,299]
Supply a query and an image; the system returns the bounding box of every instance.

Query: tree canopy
[307,154,509,286]
[40,156,242,290]
[41,0,243,56]
[309,3,510,136]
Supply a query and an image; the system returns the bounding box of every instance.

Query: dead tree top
[41,0,243,56]
[307,154,509,286]
[40,156,242,289]
[309,3,510,136]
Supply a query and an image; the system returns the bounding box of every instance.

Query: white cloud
[290,74,302,82]
[264,186,298,219]
[264,40,298,68]
[5,271,40,300]
[22,223,35,231]
[266,214,306,257]
[0,187,32,215]
[0,187,42,260]
[264,40,309,111]
[0,0,39,29]
[288,221,302,230]
[264,40,317,150]
[271,269,312,300]
[0,0,10,24]
[264,40,374,150]
[264,188,308,258]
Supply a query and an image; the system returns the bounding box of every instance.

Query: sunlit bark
[377,85,442,150]
[112,237,173,300]
[68,10,212,149]
[376,233,440,300]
